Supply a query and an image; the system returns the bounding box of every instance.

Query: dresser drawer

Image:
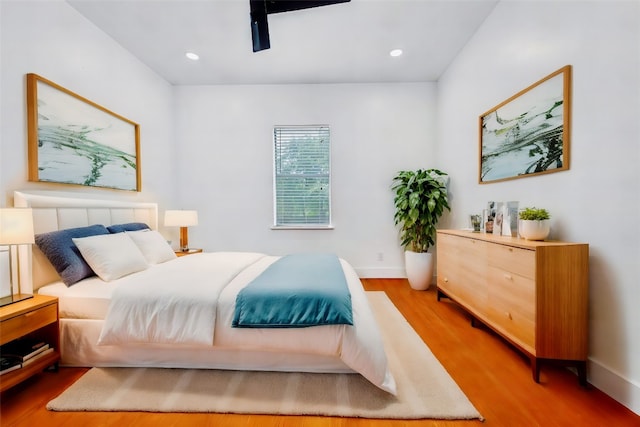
[440,233,487,258]
[438,271,488,312]
[486,266,536,351]
[488,244,535,279]
[1,303,57,344]
[437,234,489,312]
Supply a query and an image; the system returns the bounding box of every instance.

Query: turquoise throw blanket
[232,254,353,328]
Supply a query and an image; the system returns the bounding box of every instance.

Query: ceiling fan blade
[265,0,351,14]
[250,0,350,52]
[250,1,270,52]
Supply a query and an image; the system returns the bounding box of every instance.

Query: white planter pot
[519,219,550,241]
[404,250,433,290]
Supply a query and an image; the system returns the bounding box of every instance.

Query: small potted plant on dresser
[392,168,450,290]
[518,207,551,240]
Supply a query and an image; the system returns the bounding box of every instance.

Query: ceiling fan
[250,0,351,52]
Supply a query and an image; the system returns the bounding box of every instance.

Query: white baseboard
[355,268,405,278]
[588,358,640,415]
[354,269,439,288]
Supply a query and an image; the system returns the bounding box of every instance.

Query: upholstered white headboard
[13,191,158,292]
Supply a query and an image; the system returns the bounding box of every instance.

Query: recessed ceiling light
[185,52,200,61]
[389,49,403,57]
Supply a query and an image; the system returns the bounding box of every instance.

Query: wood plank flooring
[1,279,638,426]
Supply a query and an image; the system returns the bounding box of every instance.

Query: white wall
[437,0,640,414]
[172,83,437,275]
[2,0,638,414]
[0,0,175,209]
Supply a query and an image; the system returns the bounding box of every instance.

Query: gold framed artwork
[27,73,141,191]
[479,65,572,184]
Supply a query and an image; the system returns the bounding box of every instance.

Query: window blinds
[274,126,331,226]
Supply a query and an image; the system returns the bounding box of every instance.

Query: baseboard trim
[354,269,439,288]
[355,268,405,278]
[588,358,640,415]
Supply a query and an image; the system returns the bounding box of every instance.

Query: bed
[13,190,396,395]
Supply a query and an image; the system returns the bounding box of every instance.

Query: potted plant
[392,169,450,290]
[518,207,551,240]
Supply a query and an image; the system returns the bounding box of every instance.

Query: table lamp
[0,208,35,306]
[164,210,198,252]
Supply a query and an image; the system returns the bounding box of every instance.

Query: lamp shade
[164,210,198,227]
[0,208,35,245]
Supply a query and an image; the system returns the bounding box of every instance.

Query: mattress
[38,277,114,319]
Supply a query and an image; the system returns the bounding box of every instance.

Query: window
[273,125,331,228]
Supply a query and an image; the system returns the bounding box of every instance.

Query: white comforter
[97,252,396,394]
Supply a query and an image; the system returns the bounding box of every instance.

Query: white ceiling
[67,0,498,86]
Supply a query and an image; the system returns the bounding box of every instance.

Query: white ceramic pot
[519,219,550,241]
[404,250,433,290]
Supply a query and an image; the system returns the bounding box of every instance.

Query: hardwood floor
[1,278,638,426]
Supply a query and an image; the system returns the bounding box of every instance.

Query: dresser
[436,230,589,385]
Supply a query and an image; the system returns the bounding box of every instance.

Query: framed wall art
[479,65,572,184]
[27,73,141,191]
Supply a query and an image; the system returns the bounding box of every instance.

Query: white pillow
[126,230,177,264]
[72,233,149,281]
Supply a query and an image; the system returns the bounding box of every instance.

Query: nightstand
[175,248,203,257]
[0,294,60,392]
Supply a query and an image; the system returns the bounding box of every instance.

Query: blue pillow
[106,222,150,233]
[35,224,110,286]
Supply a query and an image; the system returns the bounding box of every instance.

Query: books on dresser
[22,347,54,367]
[1,348,55,375]
[1,338,50,362]
[0,338,54,375]
[0,356,22,375]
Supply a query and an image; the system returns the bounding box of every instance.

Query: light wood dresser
[436,229,589,385]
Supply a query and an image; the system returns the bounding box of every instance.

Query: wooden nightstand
[175,248,203,257]
[0,294,60,392]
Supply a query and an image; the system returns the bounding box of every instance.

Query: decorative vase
[404,250,433,290]
[519,219,550,241]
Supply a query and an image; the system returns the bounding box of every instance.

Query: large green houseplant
[392,168,450,290]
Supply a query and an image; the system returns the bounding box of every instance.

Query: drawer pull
[24,311,38,317]
[444,278,449,283]
[503,274,513,280]
[506,312,512,320]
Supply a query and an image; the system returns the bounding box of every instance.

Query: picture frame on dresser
[479,65,572,184]
[26,73,141,192]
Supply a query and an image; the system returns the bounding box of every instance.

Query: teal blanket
[232,254,353,328]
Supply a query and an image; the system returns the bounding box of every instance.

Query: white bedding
[98,252,266,346]
[40,252,396,394]
[38,277,114,319]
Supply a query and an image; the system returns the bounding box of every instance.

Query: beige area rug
[47,292,482,420]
